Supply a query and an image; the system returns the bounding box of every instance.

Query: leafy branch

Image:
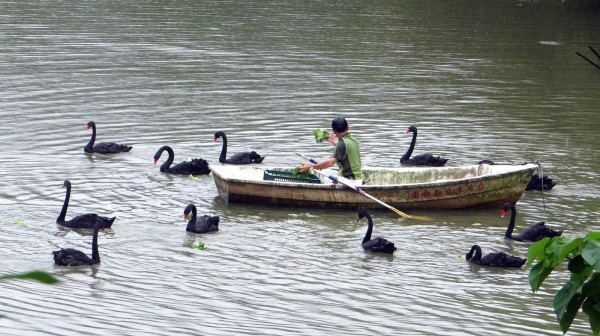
[527,232,600,335]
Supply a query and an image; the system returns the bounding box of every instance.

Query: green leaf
[559,237,585,262]
[312,129,330,143]
[291,166,311,179]
[527,238,550,268]
[554,284,585,334]
[582,295,600,335]
[546,237,572,266]
[529,261,554,293]
[192,242,207,250]
[11,219,27,227]
[569,255,588,274]
[586,232,600,241]
[583,273,600,297]
[0,271,59,284]
[583,239,600,272]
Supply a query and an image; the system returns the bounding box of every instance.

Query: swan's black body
[478,160,557,191]
[526,175,556,191]
[183,204,219,233]
[214,131,265,164]
[153,146,210,175]
[466,245,526,268]
[84,121,132,153]
[501,203,562,242]
[358,210,396,254]
[53,221,105,266]
[57,180,116,229]
[400,126,447,166]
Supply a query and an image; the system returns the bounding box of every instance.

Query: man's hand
[298,163,313,173]
[325,132,338,145]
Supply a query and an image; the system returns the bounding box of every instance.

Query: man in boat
[299,117,364,185]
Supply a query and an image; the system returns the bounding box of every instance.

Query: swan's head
[357,209,370,221]
[183,204,196,221]
[213,131,225,142]
[500,203,514,217]
[406,125,417,134]
[63,180,71,189]
[85,121,95,131]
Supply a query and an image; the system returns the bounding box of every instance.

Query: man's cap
[331,117,348,132]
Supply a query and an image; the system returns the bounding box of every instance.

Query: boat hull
[210,164,537,210]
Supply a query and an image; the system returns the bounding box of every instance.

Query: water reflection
[0,0,599,335]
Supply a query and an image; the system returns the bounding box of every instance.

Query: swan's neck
[504,207,516,238]
[57,185,70,224]
[362,214,374,244]
[85,124,97,151]
[471,245,481,261]
[401,131,417,161]
[91,225,100,262]
[467,245,482,261]
[186,205,197,230]
[160,147,175,172]
[218,134,228,163]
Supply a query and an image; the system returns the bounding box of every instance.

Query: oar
[294,153,431,221]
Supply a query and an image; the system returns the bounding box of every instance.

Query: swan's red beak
[153,159,158,165]
[213,137,218,142]
[184,214,188,221]
[85,125,91,131]
[501,209,506,218]
[405,129,411,134]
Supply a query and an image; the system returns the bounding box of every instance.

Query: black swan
[358,210,396,254]
[477,160,556,191]
[57,180,116,229]
[183,204,219,233]
[153,145,210,175]
[465,245,526,268]
[53,221,106,266]
[501,202,562,242]
[400,125,448,166]
[526,175,556,191]
[84,121,132,153]
[214,131,266,164]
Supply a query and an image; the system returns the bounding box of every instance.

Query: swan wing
[362,237,396,253]
[480,252,526,268]
[93,142,132,153]
[53,248,93,266]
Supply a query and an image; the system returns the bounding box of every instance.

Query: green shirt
[332,133,363,180]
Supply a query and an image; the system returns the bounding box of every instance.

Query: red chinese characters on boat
[410,182,486,200]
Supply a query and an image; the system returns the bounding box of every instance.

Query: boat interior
[212,163,505,185]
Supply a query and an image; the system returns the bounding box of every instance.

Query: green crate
[263,170,321,184]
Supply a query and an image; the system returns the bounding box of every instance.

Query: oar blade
[385,204,431,221]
